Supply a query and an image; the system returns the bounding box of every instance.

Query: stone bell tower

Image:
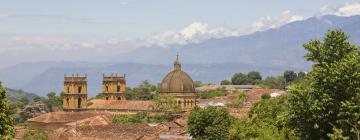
[102,73,126,100]
[63,74,88,111]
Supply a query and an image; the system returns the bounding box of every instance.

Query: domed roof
[159,55,195,93]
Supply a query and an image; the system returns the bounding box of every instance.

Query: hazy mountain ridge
[1,15,360,97]
[5,88,39,102]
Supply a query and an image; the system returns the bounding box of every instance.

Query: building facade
[102,74,126,100]
[63,74,88,111]
[159,55,197,109]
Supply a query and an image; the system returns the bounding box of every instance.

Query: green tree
[187,106,231,140]
[283,70,297,84]
[287,29,359,139]
[259,76,285,89]
[231,72,248,85]
[0,81,15,139]
[44,92,62,112]
[231,71,262,85]
[126,81,157,100]
[220,80,231,85]
[151,94,180,113]
[247,71,262,84]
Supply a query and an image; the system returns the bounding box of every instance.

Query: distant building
[63,74,88,111]
[62,55,198,112]
[102,74,126,100]
[159,55,197,109]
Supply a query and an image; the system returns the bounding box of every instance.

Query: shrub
[23,129,48,140]
[261,93,271,100]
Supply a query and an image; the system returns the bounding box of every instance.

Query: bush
[23,128,48,140]
[261,93,271,100]
[227,91,247,108]
[197,87,229,99]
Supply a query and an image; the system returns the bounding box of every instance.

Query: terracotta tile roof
[87,99,151,111]
[246,88,285,103]
[27,111,114,123]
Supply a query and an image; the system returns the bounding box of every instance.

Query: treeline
[221,70,306,89]
[187,29,360,139]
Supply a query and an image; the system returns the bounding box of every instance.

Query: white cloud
[318,2,360,17]
[143,22,241,47]
[244,10,304,33]
[144,10,304,47]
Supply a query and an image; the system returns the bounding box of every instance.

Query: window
[78,86,82,93]
[67,87,70,93]
[117,97,121,100]
[117,85,120,92]
[106,86,109,92]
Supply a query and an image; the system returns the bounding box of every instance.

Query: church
[62,55,197,112]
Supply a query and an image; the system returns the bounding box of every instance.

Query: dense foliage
[151,94,180,113]
[231,71,262,85]
[0,81,15,139]
[229,95,296,139]
[112,112,173,124]
[197,87,229,99]
[188,106,232,140]
[287,29,360,139]
[126,81,158,100]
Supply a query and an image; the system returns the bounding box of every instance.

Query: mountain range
[1,15,360,97]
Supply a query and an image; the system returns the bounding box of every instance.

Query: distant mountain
[114,15,360,67]
[5,88,39,102]
[1,15,360,97]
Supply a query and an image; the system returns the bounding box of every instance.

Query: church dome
[159,55,195,93]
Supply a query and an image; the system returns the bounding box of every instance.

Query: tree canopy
[287,29,360,139]
[231,71,262,85]
[188,106,232,140]
[0,81,15,139]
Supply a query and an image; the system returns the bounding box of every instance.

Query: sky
[0,0,359,68]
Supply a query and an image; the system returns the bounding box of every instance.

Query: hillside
[5,88,39,102]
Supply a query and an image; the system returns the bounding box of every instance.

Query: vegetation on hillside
[5,88,38,103]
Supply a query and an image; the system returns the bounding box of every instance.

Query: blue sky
[0,0,359,68]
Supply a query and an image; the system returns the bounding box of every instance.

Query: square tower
[102,74,126,100]
[63,74,88,111]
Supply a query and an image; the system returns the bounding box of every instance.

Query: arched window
[190,100,193,106]
[106,97,109,100]
[178,100,181,105]
[117,97,121,100]
[105,86,109,92]
[67,87,70,93]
